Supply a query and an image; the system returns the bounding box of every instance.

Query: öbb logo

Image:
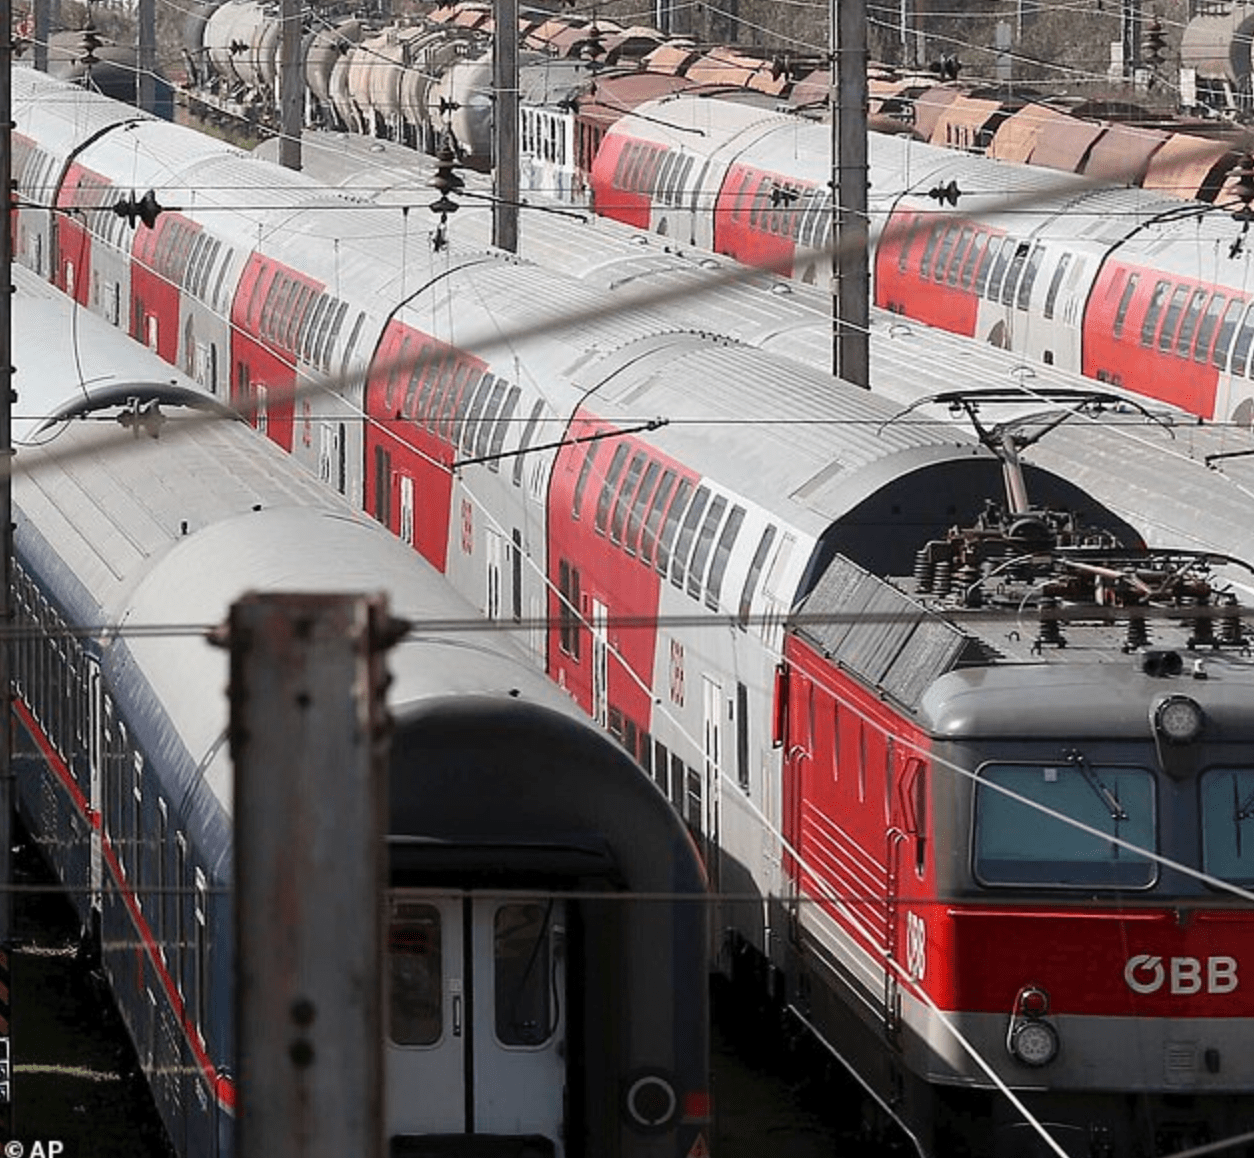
[1124,955,1238,995]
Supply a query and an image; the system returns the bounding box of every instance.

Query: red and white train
[16,67,1254,1158]
[586,91,1254,426]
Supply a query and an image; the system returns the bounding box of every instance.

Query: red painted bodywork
[713,164,804,273]
[54,161,112,305]
[546,410,697,748]
[590,133,656,229]
[781,632,1254,1020]
[364,319,479,572]
[875,209,985,336]
[229,254,322,452]
[1083,260,1222,418]
[131,212,202,365]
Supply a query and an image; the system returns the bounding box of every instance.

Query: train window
[610,451,647,545]
[625,462,661,556]
[1139,280,1171,346]
[487,386,520,472]
[655,477,693,576]
[654,740,669,794]
[557,560,581,659]
[737,524,777,629]
[132,752,144,899]
[175,834,187,997]
[1230,305,1254,377]
[945,228,973,285]
[1111,271,1138,337]
[687,494,727,599]
[670,485,711,589]
[1000,242,1030,306]
[973,763,1156,888]
[1157,284,1190,352]
[304,295,330,364]
[511,528,523,622]
[341,310,366,376]
[640,470,677,563]
[287,284,315,352]
[513,399,546,487]
[156,799,167,958]
[932,225,959,283]
[455,372,492,453]
[312,295,338,368]
[686,766,703,833]
[411,355,441,426]
[736,682,749,792]
[474,378,509,460]
[459,374,495,456]
[594,444,631,535]
[657,151,679,205]
[972,234,1002,296]
[1175,289,1210,358]
[212,247,234,313]
[958,231,987,290]
[1200,769,1254,883]
[571,438,601,520]
[1212,298,1245,369]
[259,272,282,339]
[1015,245,1044,310]
[986,237,1016,302]
[749,175,773,231]
[195,869,208,1035]
[895,217,919,274]
[670,753,685,812]
[495,903,555,1046]
[706,504,746,610]
[611,142,635,189]
[917,222,943,279]
[389,902,443,1046]
[1193,293,1227,363]
[438,362,474,441]
[323,301,350,370]
[385,336,414,412]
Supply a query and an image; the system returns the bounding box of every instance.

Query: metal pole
[493,0,519,253]
[137,0,154,112]
[2,0,15,957]
[831,0,869,387]
[278,0,302,170]
[231,592,394,1158]
[0,0,15,1130]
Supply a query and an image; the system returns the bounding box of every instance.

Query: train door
[486,529,503,620]
[387,893,567,1152]
[591,599,608,727]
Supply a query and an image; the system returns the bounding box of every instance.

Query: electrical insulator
[80,24,102,66]
[1143,17,1166,66]
[1231,156,1254,225]
[429,139,464,220]
[112,189,165,230]
[927,180,962,207]
[581,23,606,64]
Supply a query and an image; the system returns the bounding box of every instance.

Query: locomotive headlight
[1008,1019,1059,1067]
[1154,695,1204,745]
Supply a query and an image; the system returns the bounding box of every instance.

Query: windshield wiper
[1232,775,1254,856]
[1067,750,1128,823]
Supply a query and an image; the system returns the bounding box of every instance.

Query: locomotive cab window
[1200,768,1254,884]
[974,762,1156,888]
